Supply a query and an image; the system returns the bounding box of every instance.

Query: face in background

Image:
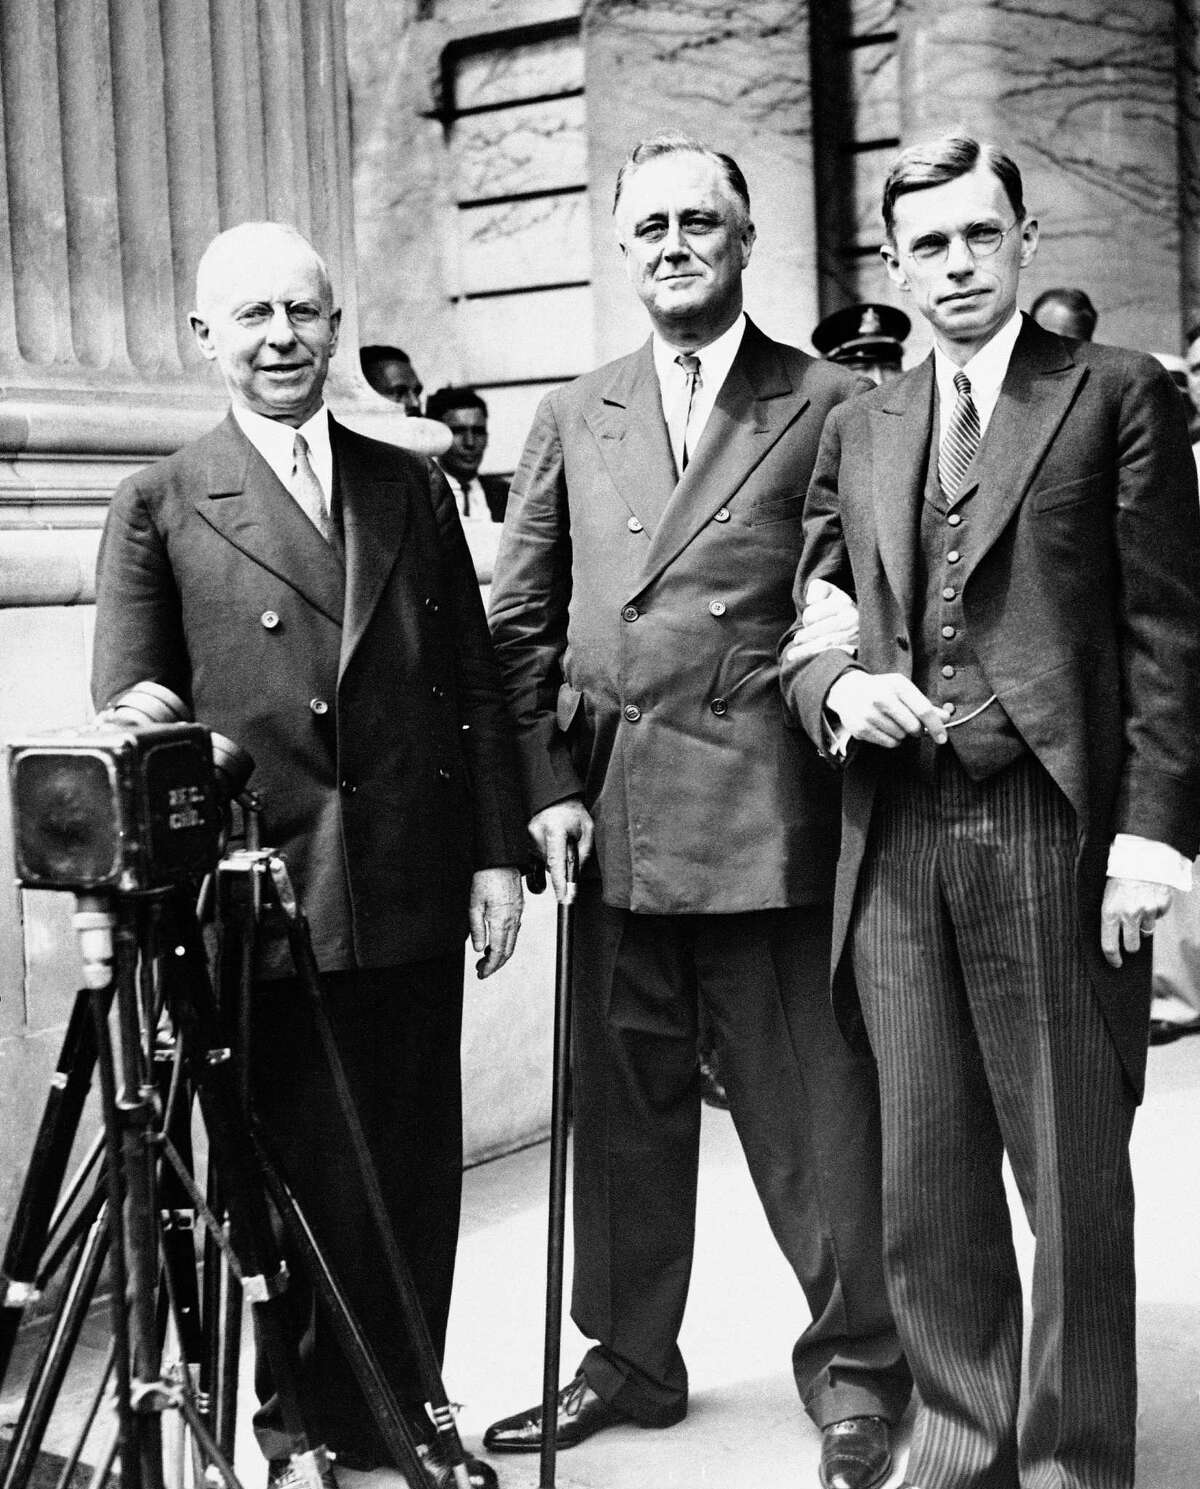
[190,227,341,427]
[614,151,755,346]
[367,356,423,414]
[1187,336,1200,416]
[882,162,1038,366]
[439,407,489,484]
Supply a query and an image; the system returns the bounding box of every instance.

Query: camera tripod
[0,809,476,1489]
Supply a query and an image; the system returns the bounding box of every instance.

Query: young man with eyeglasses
[780,135,1200,1489]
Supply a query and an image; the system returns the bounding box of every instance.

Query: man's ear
[740,218,757,269]
[880,243,908,292]
[189,311,218,361]
[1018,215,1039,269]
[328,306,342,354]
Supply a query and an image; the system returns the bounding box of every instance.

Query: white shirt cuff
[1106,834,1194,891]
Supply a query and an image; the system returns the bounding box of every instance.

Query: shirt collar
[231,402,332,494]
[932,310,1023,433]
[652,312,746,393]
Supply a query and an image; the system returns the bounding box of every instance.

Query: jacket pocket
[1031,470,1107,513]
[744,493,803,526]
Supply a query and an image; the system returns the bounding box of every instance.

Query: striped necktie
[938,370,981,503]
[291,432,334,545]
[667,353,702,473]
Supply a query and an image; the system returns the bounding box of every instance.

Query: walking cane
[540,840,578,1489]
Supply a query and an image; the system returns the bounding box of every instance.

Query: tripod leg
[251,1128,431,1489]
[268,861,472,1489]
[0,1207,110,1489]
[0,984,104,1388]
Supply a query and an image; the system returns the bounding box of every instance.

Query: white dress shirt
[652,312,747,470]
[439,469,494,524]
[232,402,333,519]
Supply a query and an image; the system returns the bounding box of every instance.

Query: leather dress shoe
[1149,1014,1200,1045]
[414,1441,498,1488]
[484,1372,632,1452]
[819,1415,893,1489]
[267,1451,338,1489]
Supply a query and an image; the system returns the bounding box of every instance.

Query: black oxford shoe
[484,1372,632,1452]
[414,1442,497,1488]
[819,1415,893,1489]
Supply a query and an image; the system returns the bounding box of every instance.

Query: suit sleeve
[92,475,192,714]
[487,391,582,817]
[1111,356,1200,854]
[778,402,862,754]
[425,461,528,869]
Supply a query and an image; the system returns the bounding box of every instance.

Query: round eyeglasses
[906,221,1020,265]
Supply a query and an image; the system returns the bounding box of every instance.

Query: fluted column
[0,0,369,498]
[896,0,1181,354]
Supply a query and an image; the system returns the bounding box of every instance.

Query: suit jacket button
[623,703,642,723]
[622,605,640,622]
[261,610,280,630]
[710,697,728,716]
[941,664,956,679]
[714,507,730,523]
[896,636,910,651]
[431,684,445,699]
[948,512,962,527]
[340,778,356,794]
[947,550,961,564]
[424,596,440,612]
[627,516,644,533]
[309,697,329,715]
[437,766,452,781]
[708,599,726,617]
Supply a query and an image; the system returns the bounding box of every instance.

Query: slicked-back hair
[881,134,1024,241]
[612,133,751,224]
[360,344,412,374]
[1030,288,1097,338]
[426,385,488,423]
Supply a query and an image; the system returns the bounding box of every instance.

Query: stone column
[896,0,1181,353]
[1178,0,1200,334]
[582,0,820,360]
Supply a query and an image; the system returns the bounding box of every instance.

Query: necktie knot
[676,352,701,381]
[953,370,972,399]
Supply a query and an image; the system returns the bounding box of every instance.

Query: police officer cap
[812,302,910,367]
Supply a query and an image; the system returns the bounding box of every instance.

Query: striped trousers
[850,751,1138,1489]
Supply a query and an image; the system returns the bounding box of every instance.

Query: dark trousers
[248,959,464,1463]
[851,753,1138,1489]
[570,886,912,1428]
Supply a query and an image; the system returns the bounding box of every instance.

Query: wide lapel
[333,418,411,679]
[633,321,808,597]
[871,358,935,625]
[193,413,345,625]
[957,319,1084,582]
[581,341,678,534]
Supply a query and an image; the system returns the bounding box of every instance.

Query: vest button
[947,550,961,564]
[944,701,958,717]
[942,624,956,639]
[896,636,909,652]
[309,697,329,715]
[623,703,642,723]
[710,696,728,716]
[431,684,445,699]
[424,596,440,612]
[708,599,727,617]
[622,605,640,622]
[943,586,957,601]
[628,515,644,533]
[948,512,962,526]
[714,507,731,523]
[437,766,452,781]
[941,664,956,679]
[340,778,356,794]
[261,610,280,630]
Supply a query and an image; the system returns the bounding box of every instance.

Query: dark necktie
[290,432,334,544]
[938,369,981,503]
[669,353,702,472]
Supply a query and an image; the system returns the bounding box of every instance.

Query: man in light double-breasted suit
[485,136,910,1489]
[782,136,1200,1489]
[92,222,525,1489]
